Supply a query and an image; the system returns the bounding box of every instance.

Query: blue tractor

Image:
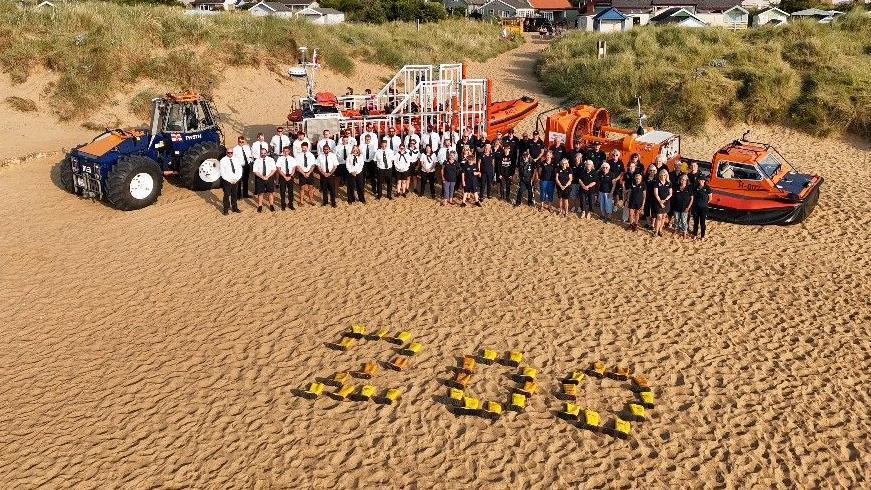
[60,92,226,210]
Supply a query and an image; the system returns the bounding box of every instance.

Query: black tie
[242,147,249,163]
[365,146,369,160]
[230,158,236,174]
[343,147,347,160]
[261,159,266,177]
[278,137,282,154]
[382,152,386,168]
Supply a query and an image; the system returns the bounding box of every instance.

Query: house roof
[312,6,342,13]
[791,8,841,17]
[283,0,314,5]
[528,0,573,9]
[723,5,748,14]
[695,0,742,11]
[482,0,533,10]
[192,0,226,4]
[600,0,742,12]
[594,7,628,20]
[650,6,707,23]
[251,1,292,11]
[756,7,789,17]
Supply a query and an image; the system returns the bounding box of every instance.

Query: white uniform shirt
[442,131,460,148]
[437,147,451,164]
[423,131,441,151]
[346,136,358,147]
[252,156,276,179]
[297,152,317,175]
[360,141,378,162]
[292,137,311,158]
[419,153,438,173]
[317,137,336,155]
[232,144,253,167]
[394,151,412,172]
[335,142,356,164]
[317,153,339,174]
[251,140,270,157]
[270,134,291,155]
[407,148,420,165]
[345,154,365,175]
[276,155,297,177]
[219,155,243,183]
[383,135,402,152]
[374,148,395,170]
[404,133,421,149]
[361,131,378,148]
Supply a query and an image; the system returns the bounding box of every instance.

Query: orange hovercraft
[285,47,537,140]
[542,104,823,225]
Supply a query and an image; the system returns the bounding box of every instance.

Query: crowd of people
[218,124,713,240]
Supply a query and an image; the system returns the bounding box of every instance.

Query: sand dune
[1,37,870,488]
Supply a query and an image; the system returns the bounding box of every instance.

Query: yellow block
[485,401,503,415]
[639,391,655,408]
[563,402,580,418]
[592,361,606,376]
[567,371,585,384]
[374,329,389,339]
[481,349,498,362]
[462,356,477,373]
[360,385,376,399]
[332,372,350,386]
[521,367,538,380]
[361,362,379,378]
[351,324,366,335]
[519,381,537,395]
[507,351,524,364]
[395,331,412,343]
[305,382,325,396]
[584,409,601,427]
[449,388,464,401]
[511,393,527,409]
[336,384,356,400]
[463,396,481,411]
[338,337,355,350]
[385,388,401,404]
[454,372,472,387]
[407,342,423,354]
[614,417,632,436]
[629,403,646,420]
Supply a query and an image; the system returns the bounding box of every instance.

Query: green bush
[538,11,871,139]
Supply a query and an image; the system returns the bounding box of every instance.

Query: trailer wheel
[59,156,77,194]
[180,142,224,191]
[106,155,163,210]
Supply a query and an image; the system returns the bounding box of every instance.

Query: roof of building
[756,6,789,16]
[600,0,742,12]
[593,6,628,20]
[191,0,227,5]
[250,1,293,11]
[528,0,573,9]
[312,6,342,13]
[650,6,708,23]
[482,0,534,10]
[791,8,841,17]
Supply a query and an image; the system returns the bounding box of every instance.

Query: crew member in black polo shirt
[527,131,545,165]
[514,152,536,207]
[692,177,712,240]
[498,144,515,202]
[584,141,607,169]
[479,144,495,202]
[578,159,597,219]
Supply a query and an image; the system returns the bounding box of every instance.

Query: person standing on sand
[406,139,421,196]
[497,144,515,202]
[643,164,658,228]
[296,142,318,206]
[538,150,557,211]
[270,126,291,158]
[570,152,583,212]
[252,147,276,213]
[479,144,495,202]
[394,145,412,198]
[418,145,438,198]
[556,158,573,216]
[232,136,253,199]
[360,133,378,194]
[597,162,616,221]
[344,146,366,205]
[460,151,482,207]
[424,125,441,153]
[653,169,672,237]
[578,159,597,219]
[693,177,712,240]
[219,147,242,215]
[292,130,310,158]
[276,147,296,211]
[627,172,646,231]
[441,151,460,206]
[514,152,536,207]
[374,140,395,200]
[584,141,606,170]
[671,174,694,239]
[621,153,641,223]
[317,144,339,208]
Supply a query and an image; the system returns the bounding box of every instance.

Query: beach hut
[190,0,236,11]
[295,6,345,24]
[649,7,709,27]
[722,5,749,29]
[582,7,632,32]
[751,6,789,26]
[248,1,295,16]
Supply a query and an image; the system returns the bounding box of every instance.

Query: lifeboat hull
[709,178,823,226]
[488,96,538,135]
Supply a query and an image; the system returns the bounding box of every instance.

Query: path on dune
[1,39,870,488]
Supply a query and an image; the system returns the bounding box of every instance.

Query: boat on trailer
[286,47,538,141]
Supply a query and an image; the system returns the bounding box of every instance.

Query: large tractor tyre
[106,155,163,211]
[180,142,224,191]
[59,156,77,194]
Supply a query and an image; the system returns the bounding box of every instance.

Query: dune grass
[538,12,871,139]
[0,0,518,120]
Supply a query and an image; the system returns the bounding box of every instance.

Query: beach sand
[1,37,870,488]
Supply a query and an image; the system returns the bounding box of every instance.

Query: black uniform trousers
[515,179,534,206]
[320,175,337,205]
[346,173,366,203]
[692,207,708,238]
[500,175,513,201]
[222,179,239,213]
[278,177,294,209]
[237,164,251,198]
[419,171,436,197]
[376,168,393,199]
[365,161,378,193]
[480,170,495,199]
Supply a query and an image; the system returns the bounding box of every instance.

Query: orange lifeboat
[487,96,539,135]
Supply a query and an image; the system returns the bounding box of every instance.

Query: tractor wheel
[106,155,163,211]
[180,142,224,191]
[59,155,76,194]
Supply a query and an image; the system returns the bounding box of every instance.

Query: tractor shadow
[164,174,223,213]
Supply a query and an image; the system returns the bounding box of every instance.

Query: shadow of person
[165,174,223,212]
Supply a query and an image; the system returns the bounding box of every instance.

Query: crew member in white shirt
[252,147,277,213]
[394,144,413,198]
[270,126,291,157]
[316,129,336,155]
[373,140,395,200]
[403,126,421,150]
[383,127,401,152]
[406,139,421,197]
[423,125,441,152]
[360,133,378,194]
[317,144,340,207]
[296,142,317,206]
[418,144,438,198]
[341,129,357,147]
[232,135,253,199]
[276,147,296,211]
[292,130,310,158]
[441,123,459,149]
[219,147,243,215]
[251,133,270,157]
[344,146,366,205]
[335,133,355,188]
[437,136,452,165]
[361,123,378,151]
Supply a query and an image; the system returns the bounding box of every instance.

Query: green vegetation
[4,96,38,112]
[0,0,517,120]
[538,11,871,139]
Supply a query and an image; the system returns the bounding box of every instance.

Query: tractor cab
[61,91,225,210]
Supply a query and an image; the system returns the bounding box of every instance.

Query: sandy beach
[1,38,870,488]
